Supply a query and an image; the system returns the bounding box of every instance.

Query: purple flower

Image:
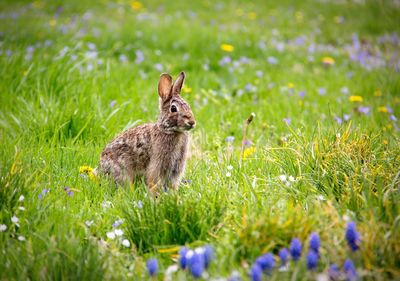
[179,247,188,269]
[346,222,360,251]
[343,114,351,121]
[289,238,302,261]
[119,54,128,63]
[242,139,252,147]
[328,264,340,280]
[203,245,214,268]
[154,63,163,72]
[298,91,306,99]
[309,232,320,254]
[318,87,326,96]
[225,136,235,143]
[357,106,370,115]
[267,56,278,65]
[249,263,262,281]
[283,118,291,125]
[306,251,318,270]
[334,116,343,125]
[146,258,158,277]
[219,56,232,66]
[343,259,357,281]
[187,251,205,278]
[38,189,49,199]
[135,50,144,64]
[279,248,289,266]
[390,115,397,122]
[255,253,275,271]
[109,100,116,108]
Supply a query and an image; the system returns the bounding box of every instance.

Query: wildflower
[187,251,205,278]
[226,172,231,177]
[18,195,25,202]
[357,106,370,115]
[249,264,262,281]
[255,253,275,271]
[378,106,388,113]
[243,139,252,147]
[228,271,241,281]
[11,216,19,224]
[334,116,343,125]
[243,147,256,159]
[18,236,26,241]
[267,56,278,65]
[390,115,397,121]
[112,219,124,228]
[306,251,318,270]
[114,229,123,236]
[220,44,234,52]
[219,56,232,66]
[328,264,340,280]
[348,96,363,102]
[146,258,158,277]
[179,247,188,269]
[135,50,145,64]
[119,54,128,63]
[38,189,49,199]
[298,91,305,99]
[85,220,94,227]
[322,56,335,65]
[122,239,130,248]
[225,136,235,143]
[341,87,349,94]
[290,238,302,261]
[279,248,289,266]
[137,200,143,209]
[343,259,357,281]
[0,224,7,232]
[283,118,291,125]
[343,114,351,121]
[318,87,326,96]
[79,165,96,181]
[287,82,295,89]
[203,245,214,268]
[131,1,143,11]
[106,231,116,240]
[345,222,360,251]
[18,206,25,211]
[309,232,320,254]
[154,63,163,72]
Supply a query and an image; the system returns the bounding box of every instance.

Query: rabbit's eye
[170,105,178,112]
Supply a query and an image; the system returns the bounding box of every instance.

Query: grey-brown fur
[97,72,195,195]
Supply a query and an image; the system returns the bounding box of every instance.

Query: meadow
[0,0,399,280]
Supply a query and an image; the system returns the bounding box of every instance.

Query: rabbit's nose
[188,120,196,127]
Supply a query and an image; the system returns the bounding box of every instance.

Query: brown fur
[97,72,195,195]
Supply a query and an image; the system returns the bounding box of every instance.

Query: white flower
[226,172,231,177]
[288,176,295,182]
[227,165,233,170]
[122,239,130,248]
[0,224,7,232]
[316,195,326,201]
[85,220,94,227]
[106,231,116,240]
[18,236,26,241]
[114,229,123,236]
[18,206,26,211]
[18,195,25,202]
[11,216,19,224]
[278,175,287,182]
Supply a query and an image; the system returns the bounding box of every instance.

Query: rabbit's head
[157,72,196,132]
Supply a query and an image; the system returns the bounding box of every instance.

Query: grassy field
[1,0,399,280]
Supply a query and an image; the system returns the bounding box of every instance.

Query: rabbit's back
[99,124,154,183]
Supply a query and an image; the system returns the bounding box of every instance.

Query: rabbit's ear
[172,71,185,96]
[158,73,173,100]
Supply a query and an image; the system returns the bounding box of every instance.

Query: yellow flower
[79,165,96,181]
[287,82,295,89]
[182,85,192,94]
[383,139,388,145]
[247,12,257,20]
[49,19,57,27]
[220,44,234,52]
[374,90,382,97]
[322,56,335,65]
[348,96,363,102]
[243,147,256,159]
[130,1,143,11]
[378,106,388,113]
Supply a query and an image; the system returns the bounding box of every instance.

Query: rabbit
[96,71,196,195]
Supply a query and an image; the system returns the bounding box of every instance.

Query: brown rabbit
[97,72,196,194]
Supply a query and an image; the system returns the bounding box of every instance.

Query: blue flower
[279,248,289,266]
[255,253,275,271]
[249,264,262,281]
[187,251,204,278]
[289,238,302,261]
[225,136,235,143]
[345,222,360,251]
[343,259,357,281]
[203,245,214,268]
[306,251,318,270]
[328,263,340,280]
[179,247,188,269]
[146,258,158,277]
[309,232,320,254]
